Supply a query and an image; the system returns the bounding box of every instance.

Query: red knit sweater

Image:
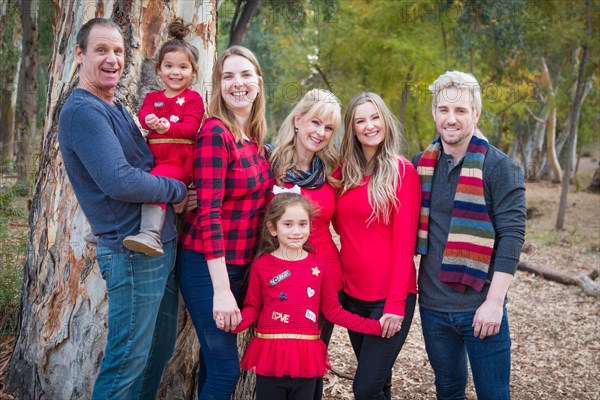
[234,252,381,377]
[138,88,204,184]
[333,156,421,316]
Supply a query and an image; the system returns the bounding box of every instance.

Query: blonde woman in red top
[332,92,421,400]
[265,89,343,399]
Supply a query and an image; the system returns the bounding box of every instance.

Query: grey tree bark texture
[3,1,256,399]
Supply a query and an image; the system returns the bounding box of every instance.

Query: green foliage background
[218,0,599,158]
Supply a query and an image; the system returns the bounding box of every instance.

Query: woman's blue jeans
[92,240,179,400]
[177,248,245,400]
[420,306,511,400]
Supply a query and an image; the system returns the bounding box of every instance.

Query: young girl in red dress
[216,192,396,400]
[123,18,205,256]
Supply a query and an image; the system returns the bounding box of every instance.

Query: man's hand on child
[184,189,197,213]
[173,189,194,214]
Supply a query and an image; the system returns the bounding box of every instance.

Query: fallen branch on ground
[330,366,354,380]
[517,262,599,297]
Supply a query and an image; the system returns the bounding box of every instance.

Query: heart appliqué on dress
[307,287,315,298]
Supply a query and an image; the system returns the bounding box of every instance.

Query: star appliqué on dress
[278,292,287,301]
[312,266,320,277]
[176,97,185,106]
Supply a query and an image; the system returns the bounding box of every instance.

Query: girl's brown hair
[255,193,314,258]
[155,18,200,82]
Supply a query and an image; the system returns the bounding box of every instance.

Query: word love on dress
[272,311,290,323]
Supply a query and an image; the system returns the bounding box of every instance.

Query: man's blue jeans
[92,240,179,400]
[420,306,511,400]
[177,248,245,400]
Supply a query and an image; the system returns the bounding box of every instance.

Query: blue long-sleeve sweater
[58,89,187,250]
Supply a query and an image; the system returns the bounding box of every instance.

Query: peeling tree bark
[2,1,255,399]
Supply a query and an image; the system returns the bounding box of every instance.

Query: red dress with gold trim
[233,253,381,378]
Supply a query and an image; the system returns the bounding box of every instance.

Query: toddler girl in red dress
[123,19,204,256]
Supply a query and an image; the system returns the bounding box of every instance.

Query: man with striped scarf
[413,71,526,400]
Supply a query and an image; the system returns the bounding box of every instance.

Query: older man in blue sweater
[58,18,187,400]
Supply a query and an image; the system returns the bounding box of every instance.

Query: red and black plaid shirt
[180,118,274,265]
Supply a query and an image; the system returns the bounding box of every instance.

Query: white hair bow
[272,185,302,195]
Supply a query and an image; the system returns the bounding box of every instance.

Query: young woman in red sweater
[217,193,393,400]
[333,93,422,400]
[123,18,204,256]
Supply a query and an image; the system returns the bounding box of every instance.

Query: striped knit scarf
[416,131,495,293]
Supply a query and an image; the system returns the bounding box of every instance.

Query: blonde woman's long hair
[339,93,405,225]
[270,89,341,188]
[208,46,267,152]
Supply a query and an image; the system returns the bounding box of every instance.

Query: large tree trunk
[4,1,234,399]
[14,0,39,189]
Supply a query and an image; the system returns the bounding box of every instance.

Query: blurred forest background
[1,0,598,179]
[0,0,598,398]
[214,0,599,175]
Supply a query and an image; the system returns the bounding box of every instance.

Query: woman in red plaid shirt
[177,46,274,399]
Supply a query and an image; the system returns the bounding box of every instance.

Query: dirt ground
[323,270,599,399]
[322,152,600,399]
[1,151,599,399]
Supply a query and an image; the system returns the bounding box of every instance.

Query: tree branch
[228,0,262,47]
[330,366,354,380]
[518,262,599,297]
